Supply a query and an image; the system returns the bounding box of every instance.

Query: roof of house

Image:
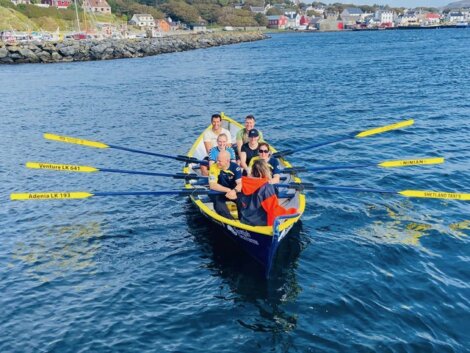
[132,14,154,19]
[250,6,265,12]
[343,7,363,15]
[85,0,110,7]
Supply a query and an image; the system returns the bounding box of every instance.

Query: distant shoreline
[268,24,469,34]
[0,31,267,65]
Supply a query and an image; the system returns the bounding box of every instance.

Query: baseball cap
[248,129,259,138]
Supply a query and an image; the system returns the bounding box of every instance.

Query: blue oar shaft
[99,168,204,179]
[313,185,396,194]
[274,133,355,157]
[93,190,221,197]
[276,183,396,194]
[108,145,207,165]
[304,163,373,172]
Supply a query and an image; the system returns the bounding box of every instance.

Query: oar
[43,133,207,165]
[25,162,206,180]
[283,157,444,173]
[276,183,470,201]
[273,119,414,158]
[10,189,220,201]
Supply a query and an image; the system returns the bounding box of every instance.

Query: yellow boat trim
[184,112,306,236]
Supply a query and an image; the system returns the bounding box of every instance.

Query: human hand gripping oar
[43,133,208,165]
[25,162,207,181]
[283,157,444,173]
[273,119,414,158]
[275,183,470,201]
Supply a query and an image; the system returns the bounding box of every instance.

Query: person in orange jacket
[238,159,297,226]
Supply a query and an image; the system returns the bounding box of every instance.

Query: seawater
[1,30,469,352]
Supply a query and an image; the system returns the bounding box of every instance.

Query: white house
[447,11,465,23]
[396,11,419,26]
[83,0,111,14]
[129,14,155,28]
[374,10,395,27]
[284,11,301,28]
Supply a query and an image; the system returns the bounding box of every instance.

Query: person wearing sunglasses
[248,142,281,184]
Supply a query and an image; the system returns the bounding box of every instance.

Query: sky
[327,0,450,7]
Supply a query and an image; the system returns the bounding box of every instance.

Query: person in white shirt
[201,114,232,176]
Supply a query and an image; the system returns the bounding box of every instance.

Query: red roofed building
[83,0,111,14]
[425,13,441,25]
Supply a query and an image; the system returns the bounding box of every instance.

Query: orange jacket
[239,177,297,226]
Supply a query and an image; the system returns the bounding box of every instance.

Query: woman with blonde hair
[238,159,296,226]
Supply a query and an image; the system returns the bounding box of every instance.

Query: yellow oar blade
[379,157,444,168]
[355,119,414,138]
[10,192,94,201]
[26,162,98,173]
[399,190,470,201]
[43,133,109,149]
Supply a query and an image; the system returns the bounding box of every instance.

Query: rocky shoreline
[0,32,267,64]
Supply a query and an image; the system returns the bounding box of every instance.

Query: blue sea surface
[1,29,469,352]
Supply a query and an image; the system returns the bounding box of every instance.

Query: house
[424,13,441,25]
[306,5,325,15]
[155,19,170,32]
[41,0,71,9]
[374,10,395,27]
[284,12,301,28]
[129,14,155,28]
[447,11,465,23]
[10,0,31,4]
[341,7,363,25]
[250,6,265,14]
[397,11,419,26]
[190,23,207,32]
[267,15,288,29]
[83,0,111,14]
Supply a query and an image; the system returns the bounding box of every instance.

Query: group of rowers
[198,113,297,227]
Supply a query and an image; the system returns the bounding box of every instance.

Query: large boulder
[0,47,9,59]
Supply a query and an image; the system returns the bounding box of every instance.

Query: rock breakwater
[0,32,267,64]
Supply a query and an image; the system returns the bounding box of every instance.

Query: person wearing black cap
[236,115,264,155]
[240,128,260,175]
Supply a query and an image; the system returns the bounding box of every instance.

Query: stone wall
[0,32,267,64]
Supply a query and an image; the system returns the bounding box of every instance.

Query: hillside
[0,0,268,31]
[444,0,470,8]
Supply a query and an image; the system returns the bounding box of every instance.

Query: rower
[208,150,242,220]
[209,133,236,167]
[201,114,232,176]
[248,142,281,184]
[239,129,260,175]
[238,159,297,226]
[236,115,264,154]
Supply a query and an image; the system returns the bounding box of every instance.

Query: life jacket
[239,177,297,226]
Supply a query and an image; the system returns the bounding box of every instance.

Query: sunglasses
[258,149,269,153]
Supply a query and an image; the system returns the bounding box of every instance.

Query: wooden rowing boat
[183,113,306,277]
